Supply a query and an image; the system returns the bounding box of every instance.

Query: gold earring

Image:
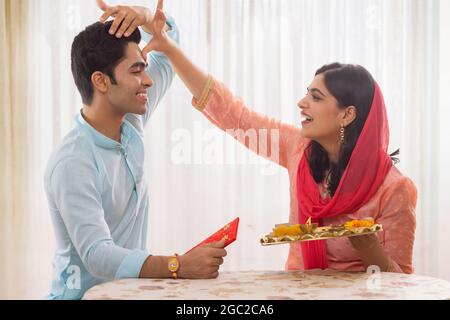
[339,125,345,145]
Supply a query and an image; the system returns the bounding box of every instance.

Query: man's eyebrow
[307,87,326,97]
[129,62,148,69]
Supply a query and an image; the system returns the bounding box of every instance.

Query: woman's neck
[319,139,340,164]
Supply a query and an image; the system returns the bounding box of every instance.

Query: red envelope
[185,218,240,254]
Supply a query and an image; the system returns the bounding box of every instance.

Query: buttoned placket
[116,143,137,193]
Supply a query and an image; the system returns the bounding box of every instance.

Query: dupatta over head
[296,82,392,269]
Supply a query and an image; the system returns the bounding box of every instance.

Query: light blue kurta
[44,18,179,300]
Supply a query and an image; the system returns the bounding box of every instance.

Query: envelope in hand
[185,218,240,254]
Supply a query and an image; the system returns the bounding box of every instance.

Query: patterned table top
[83,270,450,300]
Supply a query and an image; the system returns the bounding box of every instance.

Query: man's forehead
[121,42,147,67]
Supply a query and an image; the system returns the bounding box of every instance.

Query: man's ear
[91,71,109,94]
[342,106,357,127]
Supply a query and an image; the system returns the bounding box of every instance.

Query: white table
[83,269,450,300]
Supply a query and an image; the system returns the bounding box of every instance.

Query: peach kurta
[193,76,417,274]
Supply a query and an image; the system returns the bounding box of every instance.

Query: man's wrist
[139,255,175,278]
[168,254,180,279]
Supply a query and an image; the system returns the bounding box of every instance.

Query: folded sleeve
[192,75,307,168]
[377,177,417,273]
[50,157,150,280]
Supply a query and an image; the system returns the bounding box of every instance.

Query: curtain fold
[437,0,450,279]
[0,0,29,299]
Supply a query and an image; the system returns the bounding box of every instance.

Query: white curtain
[437,0,450,279]
[1,0,449,299]
[0,0,29,300]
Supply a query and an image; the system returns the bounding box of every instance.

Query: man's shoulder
[45,126,97,180]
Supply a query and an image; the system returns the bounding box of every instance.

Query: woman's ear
[343,106,357,127]
[91,71,109,94]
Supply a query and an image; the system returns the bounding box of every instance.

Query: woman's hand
[348,233,380,252]
[96,0,154,37]
[141,0,176,57]
[349,233,393,271]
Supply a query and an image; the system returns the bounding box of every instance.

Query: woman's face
[297,74,352,145]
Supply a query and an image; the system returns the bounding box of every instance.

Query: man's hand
[96,0,154,37]
[178,240,227,279]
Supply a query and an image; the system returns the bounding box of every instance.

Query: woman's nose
[297,97,306,109]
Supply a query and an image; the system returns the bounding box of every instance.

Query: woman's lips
[300,114,313,126]
[301,120,312,127]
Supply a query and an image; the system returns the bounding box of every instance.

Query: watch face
[168,258,179,272]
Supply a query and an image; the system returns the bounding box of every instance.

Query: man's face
[106,42,153,115]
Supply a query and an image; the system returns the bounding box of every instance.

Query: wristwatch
[168,254,180,279]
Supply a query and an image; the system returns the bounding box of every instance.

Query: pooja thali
[260,218,383,246]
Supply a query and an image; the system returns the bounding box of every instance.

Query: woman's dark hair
[307,63,399,197]
[71,20,141,105]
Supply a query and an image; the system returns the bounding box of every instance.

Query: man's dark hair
[71,20,141,105]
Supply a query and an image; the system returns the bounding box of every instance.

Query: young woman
[139,1,417,273]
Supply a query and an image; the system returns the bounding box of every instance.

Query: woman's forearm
[165,43,209,100]
[358,242,391,272]
[142,7,210,100]
[349,234,392,272]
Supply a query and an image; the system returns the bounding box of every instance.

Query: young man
[44,1,226,300]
